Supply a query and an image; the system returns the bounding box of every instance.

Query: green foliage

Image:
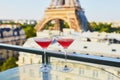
[1,21,19,25]
[44,20,69,30]
[0,20,2,24]
[0,66,1,71]
[0,57,18,71]
[0,61,4,71]
[21,24,36,38]
[64,22,69,28]
[44,21,54,30]
[90,22,120,33]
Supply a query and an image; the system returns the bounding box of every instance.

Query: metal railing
[0,43,120,67]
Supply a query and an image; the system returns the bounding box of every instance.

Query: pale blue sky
[0,0,120,22]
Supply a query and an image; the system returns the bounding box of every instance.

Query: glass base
[59,65,72,73]
[40,65,51,72]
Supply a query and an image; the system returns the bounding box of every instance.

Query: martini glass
[34,37,52,72]
[56,37,74,72]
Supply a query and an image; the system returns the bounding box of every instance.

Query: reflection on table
[0,60,120,80]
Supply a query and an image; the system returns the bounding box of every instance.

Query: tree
[90,22,113,33]
[0,20,2,24]
[22,25,36,38]
[90,22,97,31]
[1,57,18,71]
[116,28,120,33]
[0,66,1,71]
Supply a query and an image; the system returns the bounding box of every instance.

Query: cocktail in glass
[34,37,52,72]
[56,38,74,72]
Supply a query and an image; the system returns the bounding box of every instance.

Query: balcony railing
[0,43,120,67]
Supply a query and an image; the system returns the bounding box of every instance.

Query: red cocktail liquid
[57,38,74,49]
[35,38,52,49]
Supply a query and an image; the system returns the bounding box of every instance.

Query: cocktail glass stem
[43,49,46,66]
[41,48,51,72]
[64,48,67,66]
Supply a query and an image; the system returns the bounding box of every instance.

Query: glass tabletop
[0,62,120,80]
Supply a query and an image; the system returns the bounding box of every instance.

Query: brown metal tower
[35,0,90,32]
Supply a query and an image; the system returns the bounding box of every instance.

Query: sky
[0,0,120,22]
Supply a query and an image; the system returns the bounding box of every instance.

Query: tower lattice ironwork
[35,0,91,32]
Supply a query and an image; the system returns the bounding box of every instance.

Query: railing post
[46,55,50,64]
[42,54,44,64]
[42,54,50,64]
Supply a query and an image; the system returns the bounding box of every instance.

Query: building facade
[0,24,26,61]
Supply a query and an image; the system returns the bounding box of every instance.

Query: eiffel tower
[35,0,91,32]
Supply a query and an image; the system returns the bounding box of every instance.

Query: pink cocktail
[34,38,52,72]
[57,39,74,49]
[56,38,74,72]
[35,38,52,49]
